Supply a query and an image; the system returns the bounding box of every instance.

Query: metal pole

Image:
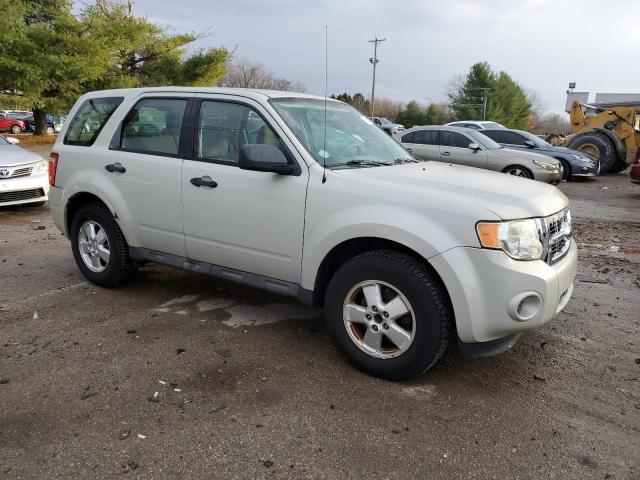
[369,37,385,118]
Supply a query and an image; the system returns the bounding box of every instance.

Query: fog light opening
[507,292,543,322]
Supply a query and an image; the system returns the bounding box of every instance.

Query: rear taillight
[49,152,59,186]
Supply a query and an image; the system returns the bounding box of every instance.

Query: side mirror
[524,140,536,148]
[6,136,20,145]
[239,144,296,175]
[468,143,481,151]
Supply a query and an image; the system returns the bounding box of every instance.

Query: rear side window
[441,131,472,148]
[413,130,439,145]
[64,97,123,146]
[401,132,415,143]
[120,98,187,157]
[196,101,279,165]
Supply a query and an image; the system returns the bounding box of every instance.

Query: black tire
[324,250,450,380]
[70,202,133,287]
[559,159,571,181]
[502,165,533,179]
[10,124,21,134]
[608,158,629,174]
[567,131,616,173]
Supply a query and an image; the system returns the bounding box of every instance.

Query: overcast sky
[132,0,640,114]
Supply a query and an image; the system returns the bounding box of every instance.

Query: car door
[181,96,308,283]
[440,130,488,169]
[402,129,441,161]
[104,93,194,257]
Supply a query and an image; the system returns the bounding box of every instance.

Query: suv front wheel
[70,202,133,287]
[324,250,450,380]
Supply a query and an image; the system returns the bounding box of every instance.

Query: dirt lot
[1,151,639,478]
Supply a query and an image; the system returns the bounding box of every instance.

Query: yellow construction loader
[562,101,640,174]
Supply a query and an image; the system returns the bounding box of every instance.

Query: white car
[48,87,577,380]
[445,120,506,130]
[0,135,49,207]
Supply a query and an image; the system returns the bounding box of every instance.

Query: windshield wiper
[343,159,393,167]
[393,157,420,164]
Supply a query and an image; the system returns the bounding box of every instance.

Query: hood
[544,145,595,159]
[492,147,561,164]
[338,161,568,220]
[0,145,44,166]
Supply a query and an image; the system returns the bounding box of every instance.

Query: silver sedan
[397,125,562,183]
[0,135,49,207]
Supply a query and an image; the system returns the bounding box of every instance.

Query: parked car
[0,135,49,207]
[398,125,562,183]
[371,117,404,135]
[445,120,506,130]
[0,114,27,134]
[1,109,31,117]
[479,128,599,180]
[49,87,576,380]
[12,113,57,135]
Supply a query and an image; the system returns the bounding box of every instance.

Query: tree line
[1,2,564,134]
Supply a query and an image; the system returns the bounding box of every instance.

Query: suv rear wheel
[70,202,133,287]
[324,250,450,380]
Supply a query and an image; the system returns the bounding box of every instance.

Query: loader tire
[567,131,617,173]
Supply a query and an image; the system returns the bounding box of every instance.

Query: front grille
[10,166,33,178]
[538,208,572,265]
[0,188,45,204]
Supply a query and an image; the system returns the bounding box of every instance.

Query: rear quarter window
[64,97,123,146]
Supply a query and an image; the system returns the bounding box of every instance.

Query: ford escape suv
[49,88,577,380]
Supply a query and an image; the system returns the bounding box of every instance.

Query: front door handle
[190,176,218,188]
[105,162,126,173]
[441,151,451,157]
[405,148,413,152]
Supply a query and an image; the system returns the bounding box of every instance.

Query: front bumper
[533,168,563,183]
[430,239,577,345]
[0,172,49,206]
[571,160,599,177]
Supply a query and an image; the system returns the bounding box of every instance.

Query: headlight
[532,159,559,172]
[32,158,48,173]
[570,154,591,162]
[476,219,543,261]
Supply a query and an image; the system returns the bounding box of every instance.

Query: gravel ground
[1,156,639,479]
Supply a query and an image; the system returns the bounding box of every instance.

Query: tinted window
[413,130,439,145]
[401,132,415,143]
[441,131,472,148]
[501,131,527,146]
[196,101,279,165]
[120,98,187,156]
[481,130,502,142]
[64,97,123,146]
[464,123,481,130]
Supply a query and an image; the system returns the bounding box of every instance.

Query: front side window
[501,131,527,146]
[401,131,415,143]
[120,98,187,156]
[64,97,123,146]
[481,130,502,142]
[271,98,412,169]
[441,131,472,148]
[196,101,280,165]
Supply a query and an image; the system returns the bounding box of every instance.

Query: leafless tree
[219,58,305,92]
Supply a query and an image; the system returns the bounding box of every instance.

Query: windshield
[271,98,413,168]
[519,130,551,148]
[466,129,502,150]
[379,118,391,124]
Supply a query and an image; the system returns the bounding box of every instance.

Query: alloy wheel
[342,280,416,359]
[78,220,110,272]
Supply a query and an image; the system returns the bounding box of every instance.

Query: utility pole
[479,88,490,120]
[368,37,386,118]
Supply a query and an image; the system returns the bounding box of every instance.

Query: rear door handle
[105,162,126,173]
[190,176,218,188]
[405,147,413,152]
[441,151,451,157]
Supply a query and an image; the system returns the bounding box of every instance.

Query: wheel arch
[64,191,132,245]
[501,164,533,178]
[310,236,454,320]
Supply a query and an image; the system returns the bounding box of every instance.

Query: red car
[631,150,640,183]
[0,114,26,134]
